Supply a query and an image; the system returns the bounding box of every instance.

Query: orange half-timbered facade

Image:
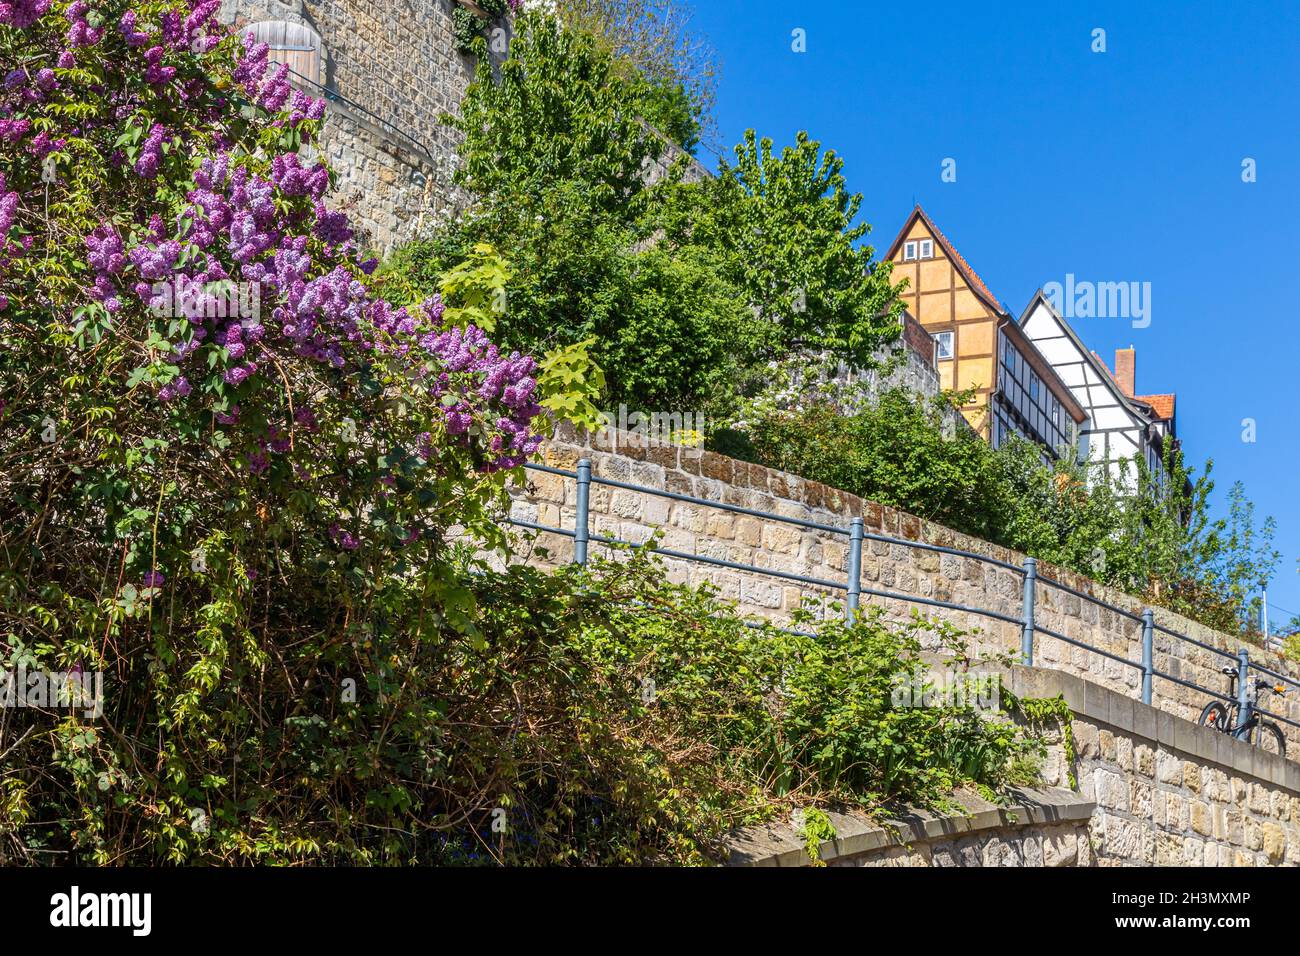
[886,206,1087,460]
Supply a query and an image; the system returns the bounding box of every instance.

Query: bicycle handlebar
[1221,670,1286,697]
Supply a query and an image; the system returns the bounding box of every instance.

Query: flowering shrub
[2,0,544,546]
[0,0,562,861]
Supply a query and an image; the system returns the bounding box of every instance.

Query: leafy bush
[729,389,1281,638]
[386,10,903,418]
[1284,627,1300,666]
[452,0,519,55]
[382,207,753,415]
[735,389,1012,544]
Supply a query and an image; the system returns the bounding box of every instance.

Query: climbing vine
[1013,694,1078,790]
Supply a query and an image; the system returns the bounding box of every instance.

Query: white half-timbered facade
[1019,290,1176,490]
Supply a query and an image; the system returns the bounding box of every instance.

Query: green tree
[385,13,755,414]
[445,13,662,225]
[556,0,719,151]
[656,130,904,372]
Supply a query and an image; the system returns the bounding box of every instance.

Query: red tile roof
[1137,394,1176,421]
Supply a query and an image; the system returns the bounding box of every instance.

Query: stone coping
[726,787,1093,868]
[1009,666,1300,790]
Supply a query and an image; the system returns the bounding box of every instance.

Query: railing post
[1141,609,1154,705]
[1020,557,1037,666]
[1235,647,1251,736]
[574,458,591,566]
[845,517,864,624]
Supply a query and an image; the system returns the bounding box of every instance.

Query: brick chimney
[1115,347,1136,397]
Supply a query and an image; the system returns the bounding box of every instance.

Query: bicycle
[1197,666,1288,757]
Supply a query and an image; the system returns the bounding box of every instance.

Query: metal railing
[510,459,1300,742]
[278,65,440,165]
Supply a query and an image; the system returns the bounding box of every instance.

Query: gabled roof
[885,205,1004,315]
[886,219,1084,425]
[1019,288,1151,422]
[1000,314,1088,424]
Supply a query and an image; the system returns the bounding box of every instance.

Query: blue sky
[685,0,1300,628]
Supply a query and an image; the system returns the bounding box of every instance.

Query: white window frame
[903,241,918,261]
[934,330,955,360]
[919,239,934,259]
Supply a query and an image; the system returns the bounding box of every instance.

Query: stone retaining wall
[509,429,1300,756]
[1014,667,1300,866]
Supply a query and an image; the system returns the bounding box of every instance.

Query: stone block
[761,523,802,555]
[1262,824,1286,865]
[704,512,736,540]
[1190,801,1213,837]
[1156,751,1184,786]
[1095,770,1129,812]
[1042,830,1079,867]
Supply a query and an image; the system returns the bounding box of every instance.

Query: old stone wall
[310,100,452,255]
[867,312,940,394]
[218,0,711,252]
[220,0,475,157]
[727,788,1095,867]
[1014,668,1300,867]
[510,429,1300,756]
[219,0,480,252]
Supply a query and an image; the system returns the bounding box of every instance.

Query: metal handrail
[1155,622,1240,661]
[589,471,847,535]
[278,64,440,164]
[510,459,1300,741]
[1037,572,1145,623]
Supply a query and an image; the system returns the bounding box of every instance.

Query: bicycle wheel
[1198,701,1231,732]
[1252,721,1286,757]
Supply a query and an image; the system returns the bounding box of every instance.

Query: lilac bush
[0,0,567,863]
[3,0,543,482]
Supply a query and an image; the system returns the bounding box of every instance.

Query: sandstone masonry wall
[219,0,479,252]
[1014,668,1300,867]
[510,429,1300,756]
